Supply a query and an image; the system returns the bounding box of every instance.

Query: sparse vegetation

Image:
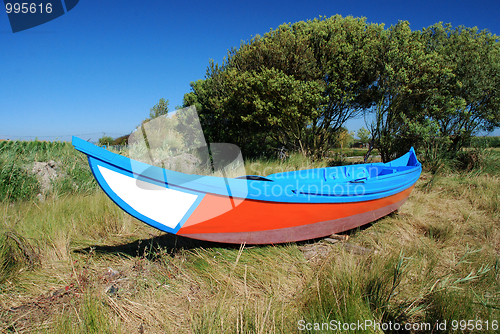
[0,141,499,333]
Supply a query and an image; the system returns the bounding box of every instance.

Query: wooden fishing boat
[72,136,421,244]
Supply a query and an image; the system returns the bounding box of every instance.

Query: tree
[304,16,383,156]
[134,98,171,155]
[184,15,383,158]
[421,23,500,153]
[335,127,355,149]
[227,67,324,155]
[98,133,114,146]
[356,127,370,144]
[181,16,499,163]
[369,21,451,162]
[183,66,323,157]
[149,98,170,119]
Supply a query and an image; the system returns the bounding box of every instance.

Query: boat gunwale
[73,136,422,204]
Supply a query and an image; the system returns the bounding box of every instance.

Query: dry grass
[0,151,499,333]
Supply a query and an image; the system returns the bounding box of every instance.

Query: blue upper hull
[73,136,422,205]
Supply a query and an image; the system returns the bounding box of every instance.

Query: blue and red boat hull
[73,136,421,244]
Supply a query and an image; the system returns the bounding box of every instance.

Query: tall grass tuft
[79,294,116,334]
[0,231,41,285]
[300,250,419,328]
[43,293,119,334]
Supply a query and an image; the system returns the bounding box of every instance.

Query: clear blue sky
[1,0,499,142]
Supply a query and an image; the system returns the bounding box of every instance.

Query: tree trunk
[363,137,375,163]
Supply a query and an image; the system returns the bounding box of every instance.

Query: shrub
[97,134,114,147]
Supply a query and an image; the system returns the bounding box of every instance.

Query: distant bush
[98,134,114,147]
[470,136,500,148]
[113,134,129,146]
[492,137,500,147]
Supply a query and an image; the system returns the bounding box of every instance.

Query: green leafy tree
[304,16,383,156]
[370,21,451,162]
[356,127,371,144]
[372,23,500,163]
[149,98,170,119]
[421,23,500,153]
[335,127,355,149]
[182,16,499,163]
[98,134,114,147]
[137,98,171,150]
[184,66,323,156]
[184,15,383,158]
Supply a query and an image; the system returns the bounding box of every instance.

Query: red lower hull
[177,186,414,244]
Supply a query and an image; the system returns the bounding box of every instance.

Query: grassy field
[0,141,499,333]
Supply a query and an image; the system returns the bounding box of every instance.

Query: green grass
[0,140,97,202]
[0,162,40,201]
[0,144,499,333]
